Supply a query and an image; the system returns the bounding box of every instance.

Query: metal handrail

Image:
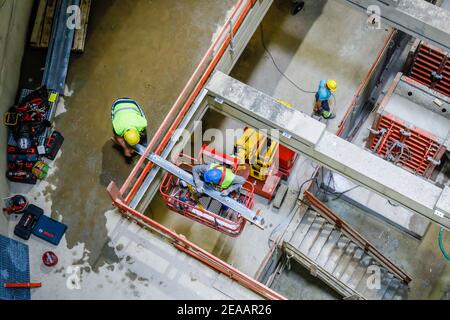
[304,191,412,284]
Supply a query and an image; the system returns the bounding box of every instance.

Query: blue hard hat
[204,169,222,184]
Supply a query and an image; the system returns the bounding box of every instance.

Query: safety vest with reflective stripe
[112,102,147,137]
[209,164,235,189]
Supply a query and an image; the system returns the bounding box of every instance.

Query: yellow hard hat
[327,80,337,91]
[124,127,140,146]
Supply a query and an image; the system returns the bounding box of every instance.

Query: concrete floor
[6,0,448,300]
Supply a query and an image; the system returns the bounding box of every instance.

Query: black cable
[267,168,318,248]
[260,24,317,95]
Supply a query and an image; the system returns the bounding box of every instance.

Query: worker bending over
[111,98,148,157]
[314,79,337,119]
[193,164,246,196]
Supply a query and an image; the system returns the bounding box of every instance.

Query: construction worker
[111,98,148,157]
[314,79,337,119]
[192,164,246,196]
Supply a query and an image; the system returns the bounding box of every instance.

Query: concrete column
[0,0,33,235]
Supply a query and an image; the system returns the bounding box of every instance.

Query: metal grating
[370,113,442,176]
[409,43,450,98]
[0,235,31,300]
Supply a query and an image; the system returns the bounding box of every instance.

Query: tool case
[14,205,44,240]
[32,215,67,246]
[44,131,64,160]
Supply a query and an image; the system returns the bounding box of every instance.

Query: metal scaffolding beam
[336,0,450,52]
[205,71,450,229]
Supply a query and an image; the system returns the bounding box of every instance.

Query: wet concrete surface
[271,259,340,300]
[28,0,236,265]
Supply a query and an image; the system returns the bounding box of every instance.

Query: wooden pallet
[30,0,91,53]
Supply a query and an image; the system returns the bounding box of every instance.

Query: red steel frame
[108,182,285,300]
[336,30,397,137]
[369,113,443,177]
[107,0,286,300]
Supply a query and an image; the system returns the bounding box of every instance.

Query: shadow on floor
[231,0,327,95]
[271,258,340,300]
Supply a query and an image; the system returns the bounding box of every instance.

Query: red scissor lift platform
[159,147,255,237]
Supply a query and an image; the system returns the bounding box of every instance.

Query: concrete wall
[0,0,34,234]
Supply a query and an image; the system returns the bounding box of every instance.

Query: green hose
[439,228,450,261]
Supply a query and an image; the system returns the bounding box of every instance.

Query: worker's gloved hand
[196,182,205,193]
[221,189,230,197]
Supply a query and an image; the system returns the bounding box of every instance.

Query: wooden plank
[39,0,57,48]
[72,0,91,52]
[30,0,48,47]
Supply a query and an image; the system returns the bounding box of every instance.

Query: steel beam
[134,148,265,229]
[205,71,450,229]
[336,0,450,52]
[42,0,80,93]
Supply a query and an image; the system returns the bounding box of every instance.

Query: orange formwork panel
[369,113,445,177]
[409,42,450,98]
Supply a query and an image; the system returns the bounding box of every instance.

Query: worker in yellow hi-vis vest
[111,98,148,157]
[192,163,246,196]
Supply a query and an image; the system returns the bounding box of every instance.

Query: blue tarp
[0,235,31,300]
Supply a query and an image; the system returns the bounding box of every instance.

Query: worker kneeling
[111,98,148,157]
[193,164,246,197]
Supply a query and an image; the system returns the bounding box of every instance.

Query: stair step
[392,283,409,300]
[289,211,317,248]
[359,266,393,300]
[340,248,364,284]
[346,254,372,290]
[308,224,335,261]
[382,278,401,300]
[315,229,342,266]
[298,217,327,254]
[323,236,351,273]
[332,243,358,278]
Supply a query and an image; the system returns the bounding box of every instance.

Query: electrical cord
[260,24,317,95]
[260,23,338,120]
[438,227,450,261]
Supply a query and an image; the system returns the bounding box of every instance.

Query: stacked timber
[30,0,91,52]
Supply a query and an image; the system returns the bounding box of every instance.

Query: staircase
[284,193,410,300]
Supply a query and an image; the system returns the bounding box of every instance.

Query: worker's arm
[192,164,209,192]
[221,175,246,196]
[113,135,135,157]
